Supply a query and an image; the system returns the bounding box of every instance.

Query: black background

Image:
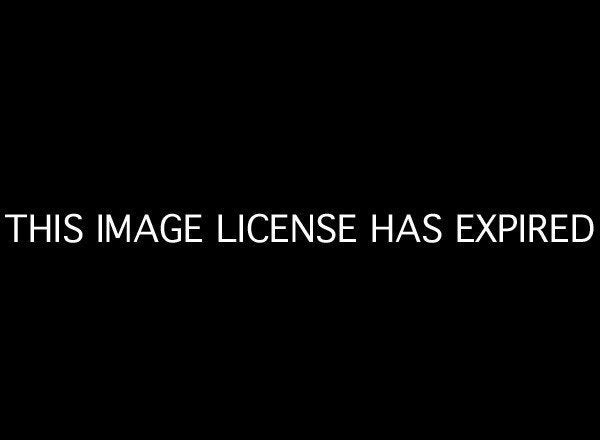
[1,6,597,434]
